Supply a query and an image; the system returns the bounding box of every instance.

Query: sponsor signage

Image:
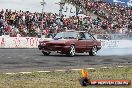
[0,37,132,48]
[0,37,40,48]
[79,68,131,86]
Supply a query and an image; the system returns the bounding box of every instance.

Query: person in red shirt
[6,23,11,33]
[45,27,49,34]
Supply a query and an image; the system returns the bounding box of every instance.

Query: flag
[81,68,89,77]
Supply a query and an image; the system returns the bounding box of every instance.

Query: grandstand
[0,0,131,38]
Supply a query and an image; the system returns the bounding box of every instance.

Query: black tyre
[42,51,51,56]
[89,46,97,56]
[67,45,75,56]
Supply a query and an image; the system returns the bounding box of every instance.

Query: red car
[38,31,101,56]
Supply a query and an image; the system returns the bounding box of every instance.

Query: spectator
[0,0,131,37]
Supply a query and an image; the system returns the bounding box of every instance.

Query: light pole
[40,0,46,31]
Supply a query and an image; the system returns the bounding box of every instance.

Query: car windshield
[54,31,77,39]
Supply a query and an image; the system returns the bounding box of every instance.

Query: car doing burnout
[38,31,101,56]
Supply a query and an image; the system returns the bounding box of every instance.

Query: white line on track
[101,67,110,69]
[5,73,16,75]
[117,66,125,68]
[87,68,95,70]
[19,72,32,74]
[4,66,127,75]
[37,71,51,73]
[71,69,81,71]
[55,70,66,72]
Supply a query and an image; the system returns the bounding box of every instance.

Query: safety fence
[0,34,132,48]
[0,36,40,48]
[96,34,132,48]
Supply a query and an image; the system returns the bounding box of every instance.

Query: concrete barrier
[101,40,132,48]
[0,36,40,48]
[0,36,132,48]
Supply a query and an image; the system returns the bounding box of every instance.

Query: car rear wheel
[67,45,75,56]
[89,46,97,56]
[42,51,51,56]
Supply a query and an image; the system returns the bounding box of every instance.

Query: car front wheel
[89,46,97,56]
[42,51,51,56]
[67,45,75,56]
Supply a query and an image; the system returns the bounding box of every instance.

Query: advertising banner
[0,36,40,48]
[0,36,132,48]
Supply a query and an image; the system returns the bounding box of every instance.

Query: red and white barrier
[0,36,40,48]
[0,36,132,48]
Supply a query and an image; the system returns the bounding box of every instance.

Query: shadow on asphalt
[38,54,95,57]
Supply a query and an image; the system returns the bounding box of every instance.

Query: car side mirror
[77,34,82,40]
[78,38,83,40]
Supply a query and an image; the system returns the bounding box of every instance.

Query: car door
[75,32,87,52]
[84,32,95,51]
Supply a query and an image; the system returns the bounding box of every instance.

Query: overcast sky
[0,0,60,13]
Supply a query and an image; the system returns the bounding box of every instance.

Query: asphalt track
[0,49,132,73]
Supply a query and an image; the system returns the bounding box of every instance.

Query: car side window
[79,32,86,40]
[84,32,93,40]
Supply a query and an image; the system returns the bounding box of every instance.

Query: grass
[0,66,132,88]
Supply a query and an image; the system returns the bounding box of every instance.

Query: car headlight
[39,42,46,45]
[43,43,46,45]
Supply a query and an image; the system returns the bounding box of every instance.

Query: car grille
[46,43,65,47]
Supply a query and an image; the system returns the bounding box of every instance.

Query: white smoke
[113,0,125,3]
[127,0,132,7]
[98,48,132,56]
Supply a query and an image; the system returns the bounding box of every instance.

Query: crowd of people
[0,9,108,37]
[66,0,132,35]
[0,0,132,37]
[0,10,51,37]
